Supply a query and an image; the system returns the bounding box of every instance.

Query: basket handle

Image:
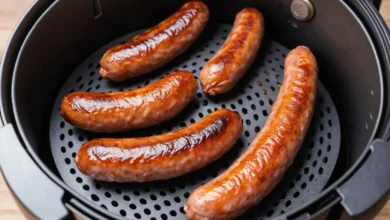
[283,139,390,220]
[337,139,390,216]
[0,123,124,219]
[0,124,69,219]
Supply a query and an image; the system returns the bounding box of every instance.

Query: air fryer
[1,0,390,219]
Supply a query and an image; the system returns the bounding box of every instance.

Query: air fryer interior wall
[8,0,382,217]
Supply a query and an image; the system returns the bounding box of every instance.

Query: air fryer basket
[49,25,341,219]
[1,0,390,219]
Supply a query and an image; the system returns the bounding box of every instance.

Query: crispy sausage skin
[200,8,264,95]
[100,1,209,82]
[185,46,317,219]
[75,109,243,182]
[61,71,197,133]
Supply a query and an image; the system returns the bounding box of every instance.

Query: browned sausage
[61,71,197,133]
[75,109,243,182]
[185,46,318,219]
[100,1,209,82]
[200,8,264,95]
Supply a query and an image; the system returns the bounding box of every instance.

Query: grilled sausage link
[100,1,209,82]
[75,109,243,182]
[185,46,317,219]
[200,8,264,95]
[61,71,197,133]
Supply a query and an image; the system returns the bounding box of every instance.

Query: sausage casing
[61,70,197,133]
[200,8,264,95]
[75,109,243,182]
[185,46,318,219]
[100,1,209,81]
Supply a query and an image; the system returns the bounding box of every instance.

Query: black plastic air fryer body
[1,0,390,219]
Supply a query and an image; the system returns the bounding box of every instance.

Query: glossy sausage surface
[61,71,197,133]
[185,46,317,219]
[75,109,243,182]
[100,1,209,81]
[200,8,264,95]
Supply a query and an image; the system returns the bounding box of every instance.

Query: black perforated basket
[1,0,390,220]
[49,24,341,219]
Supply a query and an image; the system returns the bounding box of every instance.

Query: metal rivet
[291,0,315,21]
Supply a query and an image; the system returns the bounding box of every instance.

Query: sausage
[100,1,209,82]
[185,46,318,219]
[75,109,243,182]
[200,8,264,95]
[61,70,197,133]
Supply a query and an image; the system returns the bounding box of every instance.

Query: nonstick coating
[49,23,341,219]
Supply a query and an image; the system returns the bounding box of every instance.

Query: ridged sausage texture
[185,46,317,219]
[75,109,243,182]
[100,1,209,82]
[200,8,264,95]
[61,71,197,133]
